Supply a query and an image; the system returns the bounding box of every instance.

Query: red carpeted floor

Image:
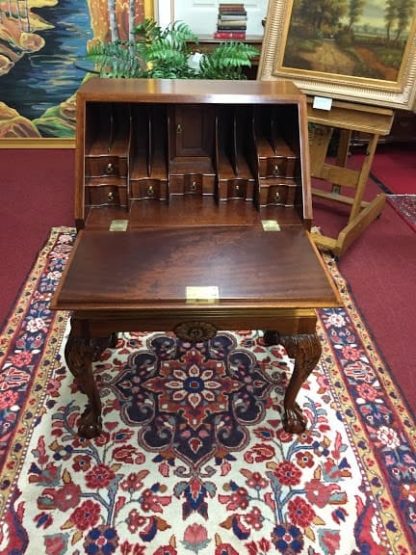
[1,146,415,415]
[0,149,74,323]
[370,143,416,194]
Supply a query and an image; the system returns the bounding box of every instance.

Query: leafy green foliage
[86,19,258,80]
[198,42,259,79]
[87,40,145,78]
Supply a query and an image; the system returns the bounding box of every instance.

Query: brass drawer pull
[105,163,115,175]
[235,184,244,196]
[107,191,114,201]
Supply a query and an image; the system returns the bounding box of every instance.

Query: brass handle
[190,181,197,191]
[105,162,115,175]
[273,164,280,176]
[274,191,281,201]
[147,185,155,197]
[107,191,114,201]
[176,123,182,134]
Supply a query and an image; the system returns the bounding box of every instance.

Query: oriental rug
[387,194,416,232]
[0,228,415,555]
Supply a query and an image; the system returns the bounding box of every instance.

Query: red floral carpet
[0,228,415,555]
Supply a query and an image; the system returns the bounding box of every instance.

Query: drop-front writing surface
[74,78,312,231]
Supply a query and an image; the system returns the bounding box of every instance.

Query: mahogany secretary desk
[51,78,341,438]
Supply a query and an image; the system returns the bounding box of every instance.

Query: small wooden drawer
[258,156,296,179]
[86,185,127,207]
[259,183,296,207]
[130,179,168,201]
[85,155,128,178]
[217,178,254,201]
[170,173,215,196]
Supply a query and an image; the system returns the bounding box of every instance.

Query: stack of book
[214,3,247,40]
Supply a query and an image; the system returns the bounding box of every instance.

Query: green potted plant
[87,18,258,79]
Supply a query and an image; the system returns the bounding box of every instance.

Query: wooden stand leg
[264,331,322,433]
[64,320,115,438]
[307,99,394,257]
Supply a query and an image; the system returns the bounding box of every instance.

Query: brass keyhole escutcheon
[273,164,280,176]
[107,191,114,201]
[147,185,155,197]
[190,181,197,191]
[274,191,281,201]
[176,123,182,134]
[105,163,115,175]
[235,184,240,191]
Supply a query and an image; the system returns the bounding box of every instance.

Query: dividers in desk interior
[128,105,168,203]
[216,106,255,202]
[82,101,305,221]
[234,107,257,197]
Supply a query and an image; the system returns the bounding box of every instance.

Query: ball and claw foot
[283,403,307,434]
[78,408,102,439]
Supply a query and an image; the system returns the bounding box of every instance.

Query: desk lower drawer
[169,173,216,196]
[258,181,297,207]
[86,185,128,207]
[217,178,255,201]
[130,179,168,201]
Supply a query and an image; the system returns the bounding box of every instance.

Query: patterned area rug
[387,194,416,232]
[0,228,415,555]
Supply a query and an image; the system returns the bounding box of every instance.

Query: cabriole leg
[64,321,115,438]
[264,330,322,433]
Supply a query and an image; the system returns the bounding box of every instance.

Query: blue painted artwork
[0,0,144,139]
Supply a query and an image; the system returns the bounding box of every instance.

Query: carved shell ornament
[174,321,218,342]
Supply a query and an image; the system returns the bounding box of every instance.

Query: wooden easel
[307,98,394,257]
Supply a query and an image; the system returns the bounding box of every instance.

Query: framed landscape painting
[258,0,416,110]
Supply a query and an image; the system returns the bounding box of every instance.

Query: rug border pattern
[323,254,416,447]
[0,228,72,516]
[322,253,416,552]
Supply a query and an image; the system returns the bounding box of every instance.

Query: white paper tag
[312,96,333,111]
[109,219,128,231]
[261,220,281,231]
[186,286,219,304]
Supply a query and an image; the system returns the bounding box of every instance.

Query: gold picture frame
[258,0,416,110]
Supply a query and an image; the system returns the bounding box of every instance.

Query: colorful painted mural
[0,0,145,140]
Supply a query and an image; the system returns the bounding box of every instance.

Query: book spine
[219,6,247,13]
[219,10,247,15]
[218,15,248,20]
[213,31,246,39]
[219,3,245,7]
[217,26,247,31]
[218,18,248,24]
